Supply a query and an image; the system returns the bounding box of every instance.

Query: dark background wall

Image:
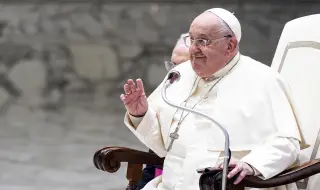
[0,1,318,113]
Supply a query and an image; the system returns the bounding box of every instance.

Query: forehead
[189,12,221,37]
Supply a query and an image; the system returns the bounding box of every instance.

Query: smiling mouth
[192,56,206,62]
[193,54,206,58]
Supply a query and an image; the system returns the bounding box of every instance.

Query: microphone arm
[161,71,231,190]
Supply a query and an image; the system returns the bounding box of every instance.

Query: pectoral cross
[167,127,180,151]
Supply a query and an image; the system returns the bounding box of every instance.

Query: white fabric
[271,14,320,190]
[205,8,241,42]
[124,53,303,190]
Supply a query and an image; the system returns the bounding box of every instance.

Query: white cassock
[124,53,307,190]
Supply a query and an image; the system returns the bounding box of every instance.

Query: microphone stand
[161,71,231,190]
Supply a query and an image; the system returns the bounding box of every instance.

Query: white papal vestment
[124,53,306,190]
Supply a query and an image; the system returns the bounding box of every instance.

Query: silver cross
[167,127,179,151]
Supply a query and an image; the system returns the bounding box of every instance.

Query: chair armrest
[241,159,320,188]
[94,147,320,189]
[93,146,164,173]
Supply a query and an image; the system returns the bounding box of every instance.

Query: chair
[93,14,320,190]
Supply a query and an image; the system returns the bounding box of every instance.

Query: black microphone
[166,70,181,84]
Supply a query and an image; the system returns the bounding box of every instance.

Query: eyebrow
[189,33,210,39]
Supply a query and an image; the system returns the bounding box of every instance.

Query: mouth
[192,56,206,63]
[192,54,205,58]
[192,54,206,59]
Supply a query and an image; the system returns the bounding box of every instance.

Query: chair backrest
[271,14,320,190]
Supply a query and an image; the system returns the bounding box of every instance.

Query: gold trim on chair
[278,41,320,189]
[278,41,320,72]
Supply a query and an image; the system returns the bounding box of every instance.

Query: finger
[217,160,237,169]
[120,94,125,100]
[121,93,133,105]
[227,164,243,179]
[234,170,248,184]
[124,84,131,95]
[136,78,145,93]
[228,162,237,167]
[127,79,136,93]
[228,159,238,166]
[218,162,231,169]
[120,94,128,103]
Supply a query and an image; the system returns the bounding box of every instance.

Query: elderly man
[121,8,304,190]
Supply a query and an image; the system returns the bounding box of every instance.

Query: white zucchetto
[205,8,242,42]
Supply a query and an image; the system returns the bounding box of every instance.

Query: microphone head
[167,70,181,84]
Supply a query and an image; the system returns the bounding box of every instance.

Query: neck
[201,52,240,82]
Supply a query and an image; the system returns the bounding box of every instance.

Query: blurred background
[0,0,319,190]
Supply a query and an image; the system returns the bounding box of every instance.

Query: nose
[189,43,201,55]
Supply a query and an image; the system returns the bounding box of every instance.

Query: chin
[192,68,207,78]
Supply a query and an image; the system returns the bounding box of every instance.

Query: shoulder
[167,60,196,78]
[238,54,283,84]
[234,54,289,94]
[171,60,192,71]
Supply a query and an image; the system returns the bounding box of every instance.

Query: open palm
[120,79,148,117]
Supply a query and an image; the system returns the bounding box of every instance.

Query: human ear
[226,38,237,55]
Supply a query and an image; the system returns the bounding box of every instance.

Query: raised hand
[120,79,148,117]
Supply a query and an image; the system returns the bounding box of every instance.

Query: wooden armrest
[93,146,164,173]
[94,146,320,189]
[241,159,320,188]
[93,146,165,190]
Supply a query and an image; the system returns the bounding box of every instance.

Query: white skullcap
[205,8,241,42]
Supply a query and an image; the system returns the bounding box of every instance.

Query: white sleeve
[124,106,167,157]
[128,114,144,128]
[241,136,300,179]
